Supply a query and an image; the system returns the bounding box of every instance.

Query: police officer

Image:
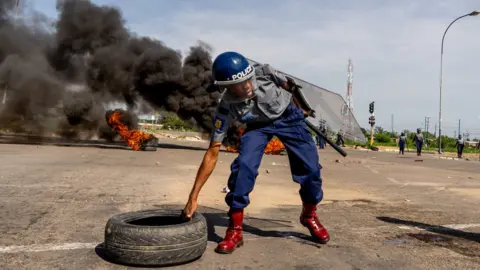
[336,131,345,147]
[455,134,465,158]
[316,126,325,149]
[398,132,407,155]
[182,51,329,254]
[413,128,423,156]
[322,127,328,148]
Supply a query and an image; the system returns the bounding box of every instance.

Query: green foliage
[374,126,385,134]
[159,113,197,131]
[347,125,480,154]
[375,133,391,143]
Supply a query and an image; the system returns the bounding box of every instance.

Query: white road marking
[0,242,98,254]
[427,187,446,194]
[386,177,400,184]
[365,165,379,174]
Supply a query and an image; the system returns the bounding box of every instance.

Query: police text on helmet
[231,65,253,81]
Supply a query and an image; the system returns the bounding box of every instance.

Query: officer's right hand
[181,142,221,221]
[181,197,198,220]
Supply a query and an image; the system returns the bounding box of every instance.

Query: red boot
[300,203,330,244]
[215,208,244,254]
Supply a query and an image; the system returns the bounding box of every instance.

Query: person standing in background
[336,131,345,147]
[398,132,407,155]
[413,128,423,156]
[316,126,325,149]
[455,134,465,158]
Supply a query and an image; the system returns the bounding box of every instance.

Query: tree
[375,126,385,134]
[370,126,392,143]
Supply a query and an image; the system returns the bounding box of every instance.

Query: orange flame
[107,110,156,151]
[225,127,286,155]
[264,138,286,155]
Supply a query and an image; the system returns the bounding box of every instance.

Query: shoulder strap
[253,63,283,87]
[255,63,316,118]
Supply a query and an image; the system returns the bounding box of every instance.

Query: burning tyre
[104,209,208,267]
[105,109,158,151]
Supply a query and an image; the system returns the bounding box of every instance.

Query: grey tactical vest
[220,63,293,124]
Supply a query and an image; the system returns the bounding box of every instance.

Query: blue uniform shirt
[210,63,293,143]
[414,133,424,143]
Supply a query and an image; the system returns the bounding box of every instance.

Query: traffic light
[368,116,375,126]
[369,102,375,114]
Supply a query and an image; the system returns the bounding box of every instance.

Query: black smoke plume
[0,0,227,142]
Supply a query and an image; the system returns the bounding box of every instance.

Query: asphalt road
[0,138,479,269]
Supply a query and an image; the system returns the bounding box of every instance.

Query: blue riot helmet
[212,51,256,99]
[417,128,421,133]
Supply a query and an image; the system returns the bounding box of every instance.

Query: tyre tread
[104,208,208,267]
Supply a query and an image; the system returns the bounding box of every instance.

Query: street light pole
[438,10,479,154]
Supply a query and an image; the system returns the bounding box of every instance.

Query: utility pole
[391,114,394,134]
[458,119,461,138]
[424,117,427,135]
[434,123,437,137]
[425,117,430,147]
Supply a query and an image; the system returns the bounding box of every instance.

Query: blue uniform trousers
[457,144,464,155]
[225,105,323,209]
[317,136,325,149]
[399,141,405,154]
[415,141,423,155]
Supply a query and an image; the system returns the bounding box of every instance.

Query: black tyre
[104,209,208,267]
[141,137,158,151]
